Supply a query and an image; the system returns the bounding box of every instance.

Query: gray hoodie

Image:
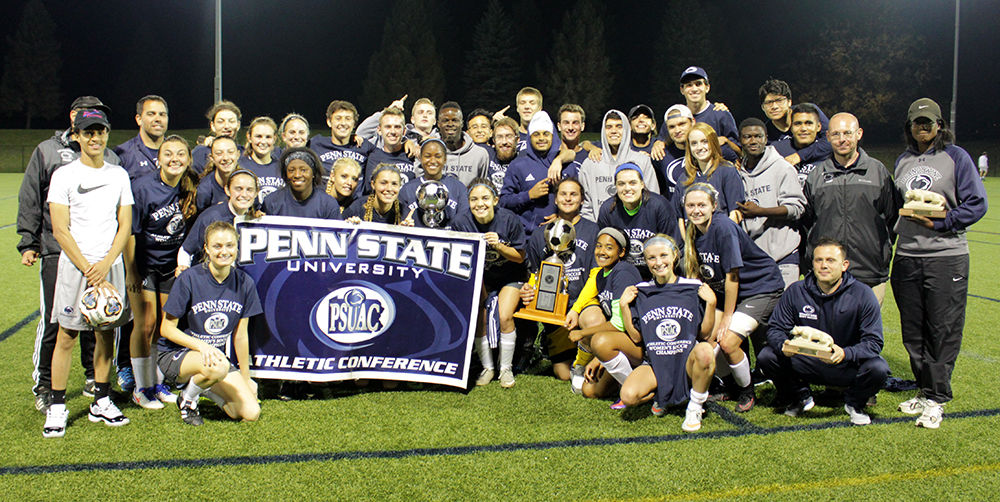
[578,110,659,222]
[738,145,805,262]
[443,132,490,186]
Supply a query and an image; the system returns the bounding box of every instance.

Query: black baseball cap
[70,96,111,115]
[628,104,654,120]
[74,109,110,130]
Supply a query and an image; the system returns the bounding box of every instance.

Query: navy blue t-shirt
[260,186,342,219]
[159,265,262,352]
[113,135,159,181]
[399,174,470,217]
[525,217,598,303]
[342,196,404,224]
[131,172,190,273]
[597,192,681,276]
[238,155,284,201]
[310,134,376,187]
[596,260,642,320]
[452,206,527,291]
[196,173,228,212]
[629,278,704,406]
[486,145,513,195]
[364,148,416,195]
[181,201,236,262]
[693,214,783,300]
[672,163,745,217]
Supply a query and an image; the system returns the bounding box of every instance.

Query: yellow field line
[609,462,1000,501]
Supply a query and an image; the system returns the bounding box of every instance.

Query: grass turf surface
[0,172,997,500]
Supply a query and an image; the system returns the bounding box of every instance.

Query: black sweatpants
[32,254,95,393]
[891,254,969,404]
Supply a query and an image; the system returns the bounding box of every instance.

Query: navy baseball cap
[679,66,709,84]
[74,109,110,130]
[70,96,111,115]
[628,104,654,120]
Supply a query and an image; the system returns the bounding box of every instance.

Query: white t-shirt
[46,159,134,262]
[979,154,988,170]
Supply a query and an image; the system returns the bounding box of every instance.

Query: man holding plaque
[757,238,888,425]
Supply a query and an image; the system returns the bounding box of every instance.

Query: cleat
[898,395,926,415]
[783,395,815,417]
[751,368,772,388]
[651,401,665,417]
[735,385,756,413]
[610,399,626,410]
[682,407,703,432]
[498,369,516,388]
[42,406,68,438]
[845,404,871,425]
[154,383,177,404]
[82,379,96,398]
[475,368,494,386]
[88,399,130,427]
[178,399,204,426]
[117,367,135,393]
[35,388,52,414]
[132,387,164,409]
[915,400,942,429]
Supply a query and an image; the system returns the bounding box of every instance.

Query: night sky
[1,0,997,141]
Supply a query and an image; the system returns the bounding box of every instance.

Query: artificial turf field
[0,172,997,500]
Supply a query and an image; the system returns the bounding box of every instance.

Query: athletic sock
[181,380,206,407]
[730,355,751,388]
[688,389,709,412]
[156,363,165,384]
[573,346,594,367]
[476,336,494,370]
[499,331,516,370]
[602,352,633,385]
[131,356,150,390]
[93,381,109,401]
[51,389,66,405]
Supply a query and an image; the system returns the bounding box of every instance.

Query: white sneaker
[88,399,130,427]
[898,395,926,415]
[132,387,164,409]
[915,400,943,429]
[154,383,178,404]
[499,368,516,388]
[682,406,703,432]
[43,406,68,438]
[475,368,494,386]
[844,404,871,425]
[570,365,585,395]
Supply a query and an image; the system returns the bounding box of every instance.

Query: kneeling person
[158,222,262,425]
[757,238,888,425]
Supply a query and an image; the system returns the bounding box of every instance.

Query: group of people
[17,66,987,437]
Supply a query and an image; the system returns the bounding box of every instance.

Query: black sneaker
[82,379,96,398]
[35,387,52,414]
[735,385,756,413]
[178,399,203,426]
[751,368,772,387]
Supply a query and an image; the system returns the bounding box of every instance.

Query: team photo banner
[235,215,485,388]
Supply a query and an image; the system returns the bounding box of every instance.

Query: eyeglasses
[762,97,788,107]
[828,131,856,140]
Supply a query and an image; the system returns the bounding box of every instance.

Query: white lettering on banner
[240,225,476,279]
[251,354,459,375]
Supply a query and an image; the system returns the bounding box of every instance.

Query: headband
[421,138,446,150]
[371,163,401,180]
[468,181,497,198]
[284,150,317,170]
[227,168,259,188]
[597,227,628,250]
[684,182,718,201]
[614,162,643,181]
[643,236,677,253]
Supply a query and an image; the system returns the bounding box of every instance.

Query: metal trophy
[783,326,836,362]
[899,188,947,219]
[417,180,449,228]
[515,218,575,325]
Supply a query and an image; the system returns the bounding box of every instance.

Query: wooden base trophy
[515,218,575,325]
[783,326,836,363]
[898,188,947,219]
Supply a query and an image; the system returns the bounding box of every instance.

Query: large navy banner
[235,215,484,388]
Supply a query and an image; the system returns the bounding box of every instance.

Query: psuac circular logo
[310,283,395,344]
[655,319,682,342]
[204,312,229,335]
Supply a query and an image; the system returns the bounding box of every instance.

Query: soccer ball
[545,218,576,252]
[79,286,124,328]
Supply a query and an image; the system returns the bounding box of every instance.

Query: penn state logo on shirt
[901,165,942,191]
[606,184,616,196]
[204,312,229,335]
[310,283,395,344]
[700,264,715,280]
[798,304,818,321]
[58,148,75,163]
[490,169,506,191]
[258,186,278,201]
[655,319,682,342]
[166,213,185,235]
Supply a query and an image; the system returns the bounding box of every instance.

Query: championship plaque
[783,326,836,363]
[898,188,947,219]
[515,218,575,325]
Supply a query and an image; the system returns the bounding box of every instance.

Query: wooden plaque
[899,207,947,219]
[783,338,836,363]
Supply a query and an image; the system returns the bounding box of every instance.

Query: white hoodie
[578,110,659,222]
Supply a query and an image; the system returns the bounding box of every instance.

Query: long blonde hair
[682,122,724,187]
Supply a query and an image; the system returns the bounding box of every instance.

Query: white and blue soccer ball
[79,286,124,328]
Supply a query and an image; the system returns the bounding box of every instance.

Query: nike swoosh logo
[77,184,107,194]
[172,351,185,360]
[918,105,928,109]
[952,277,963,282]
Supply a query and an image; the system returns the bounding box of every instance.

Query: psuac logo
[655,319,682,342]
[204,312,229,335]
[310,283,395,344]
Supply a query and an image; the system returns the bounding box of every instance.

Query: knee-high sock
[499,331,516,370]
[476,336,494,370]
[730,355,751,388]
[602,352,632,385]
[688,389,709,412]
[181,379,206,406]
[131,357,152,390]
